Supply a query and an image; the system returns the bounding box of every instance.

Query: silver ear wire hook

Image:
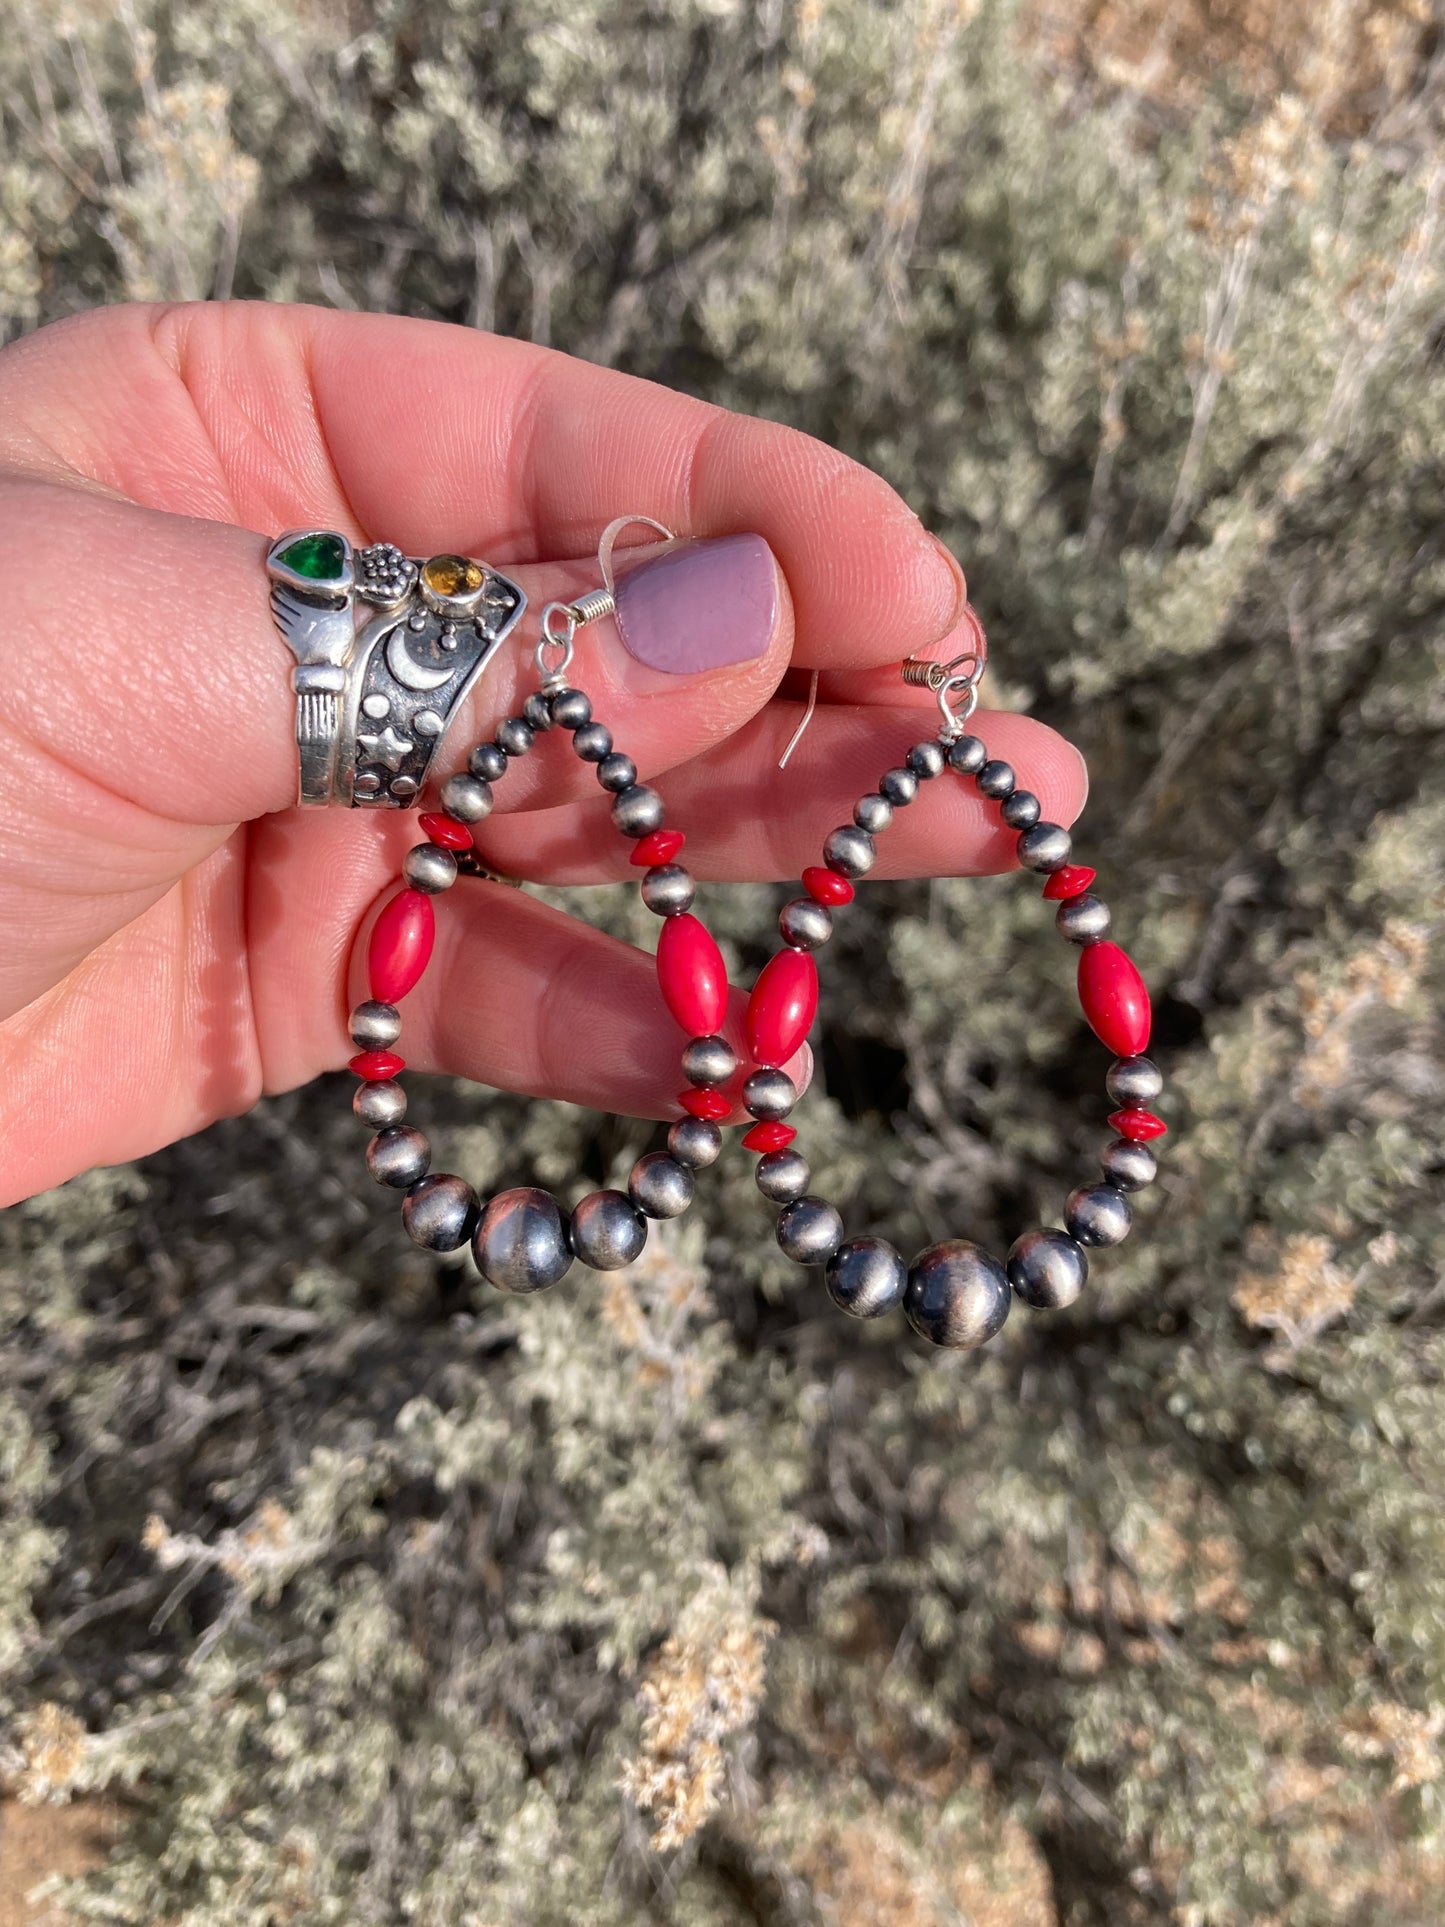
[534,515,677,690]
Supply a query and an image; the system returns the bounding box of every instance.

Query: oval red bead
[803,865,854,906]
[368,889,436,1004]
[1108,1107,1167,1141]
[1043,864,1097,901]
[656,914,728,1034]
[418,811,473,850]
[1077,940,1151,1056]
[680,1087,731,1120]
[747,948,819,1067]
[630,829,686,868]
[348,1049,405,1080]
[742,1120,797,1153]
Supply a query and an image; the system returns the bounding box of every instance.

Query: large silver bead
[349,1000,401,1049]
[1101,1138,1157,1190]
[904,1240,1011,1349]
[776,1196,844,1265]
[366,1125,431,1189]
[439,772,493,821]
[641,863,695,917]
[779,898,832,950]
[402,1174,479,1252]
[472,1186,573,1293]
[756,1149,810,1202]
[825,1237,907,1318]
[668,1117,724,1167]
[1017,822,1072,872]
[1007,1228,1088,1308]
[823,825,876,878]
[569,1189,648,1270]
[1064,1184,1132,1247]
[1105,1055,1163,1105]
[742,1067,796,1121]
[402,843,458,894]
[629,1152,695,1219]
[354,1079,407,1128]
[680,1034,737,1088]
[1056,893,1111,944]
[611,785,666,837]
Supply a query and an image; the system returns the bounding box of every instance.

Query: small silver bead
[776,1195,844,1265]
[907,741,946,779]
[1018,822,1072,872]
[641,863,695,916]
[1106,1055,1163,1105]
[550,688,593,730]
[1101,1138,1157,1190]
[569,1189,648,1270]
[349,999,400,1049]
[403,843,458,894]
[668,1116,724,1167]
[354,1079,407,1127]
[879,766,918,807]
[1007,1228,1088,1308]
[402,1173,479,1252]
[522,690,555,732]
[439,772,493,822]
[853,793,893,834]
[469,743,507,782]
[611,784,666,837]
[779,898,832,949]
[977,758,1015,798]
[680,1035,737,1088]
[472,1186,573,1293]
[756,1149,810,1202]
[366,1125,431,1189]
[629,1152,695,1219]
[823,825,876,878]
[1001,789,1040,829]
[825,1237,907,1318]
[742,1067,796,1120]
[571,721,613,762]
[495,716,534,757]
[1056,893,1111,944]
[597,752,637,793]
[904,1240,1011,1349]
[1064,1183,1133,1247]
[947,735,986,774]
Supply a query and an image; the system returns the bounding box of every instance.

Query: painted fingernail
[613,533,778,674]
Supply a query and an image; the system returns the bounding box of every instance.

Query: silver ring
[265,531,526,807]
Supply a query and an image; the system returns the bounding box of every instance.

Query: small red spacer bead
[419,811,474,851]
[1042,864,1097,901]
[1108,1107,1167,1141]
[803,865,855,906]
[349,1049,405,1080]
[741,1120,797,1153]
[630,829,686,868]
[680,1087,731,1120]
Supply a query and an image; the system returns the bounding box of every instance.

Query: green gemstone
[277,532,346,581]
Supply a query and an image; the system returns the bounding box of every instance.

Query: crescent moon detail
[386,625,456,693]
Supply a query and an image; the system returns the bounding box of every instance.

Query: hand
[0,302,1086,1206]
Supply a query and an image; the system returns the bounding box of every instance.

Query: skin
[0,302,1086,1207]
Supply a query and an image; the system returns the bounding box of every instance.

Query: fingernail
[613,533,778,675]
[924,533,968,638]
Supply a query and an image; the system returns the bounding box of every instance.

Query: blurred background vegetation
[1,0,1443,1921]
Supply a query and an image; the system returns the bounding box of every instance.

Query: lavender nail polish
[613,533,777,674]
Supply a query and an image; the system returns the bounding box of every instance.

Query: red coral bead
[1109,1107,1167,1141]
[1077,940,1152,1056]
[742,1120,797,1153]
[680,1087,731,1120]
[630,829,686,868]
[656,913,728,1034]
[418,811,473,851]
[747,948,819,1067]
[368,889,436,1004]
[803,865,854,906]
[349,1049,405,1080]
[1043,864,1097,901]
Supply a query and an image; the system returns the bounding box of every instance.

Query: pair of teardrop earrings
[345,521,1165,1352]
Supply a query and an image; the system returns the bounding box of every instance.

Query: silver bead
[977,758,1015,798]
[349,1000,400,1049]
[1106,1055,1163,1105]
[611,785,665,837]
[947,735,986,774]
[825,1237,907,1318]
[680,1035,737,1088]
[756,1149,810,1202]
[853,793,892,834]
[439,772,493,822]
[779,898,832,949]
[1056,893,1111,944]
[1101,1138,1157,1190]
[597,752,637,793]
[402,1173,479,1252]
[668,1116,723,1167]
[1001,789,1040,829]
[742,1067,796,1120]
[907,741,946,779]
[495,716,534,757]
[550,688,593,730]
[473,1186,573,1293]
[1007,1228,1088,1309]
[1018,822,1072,872]
[571,721,613,762]
[366,1125,431,1189]
[823,825,876,877]
[903,1240,1011,1349]
[522,690,555,732]
[879,766,918,807]
[569,1189,648,1270]
[776,1195,844,1265]
[1064,1183,1132,1247]
[641,863,695,917]
[354,1079,407,1127]
[629,1152,695,1219]
[469,743,507,782]
[403,843,458,894]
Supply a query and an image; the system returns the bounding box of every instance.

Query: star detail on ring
[356,725,414,771]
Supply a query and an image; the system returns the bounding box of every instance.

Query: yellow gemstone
[421,554,484,597]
